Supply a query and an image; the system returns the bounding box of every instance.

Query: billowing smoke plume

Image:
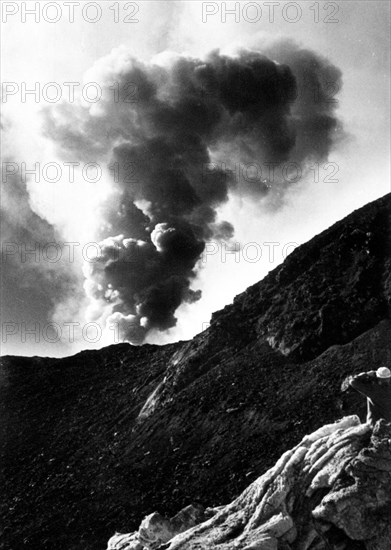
[1,162,81,350]
[44,43,343,343]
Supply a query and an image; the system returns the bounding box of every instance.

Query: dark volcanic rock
[1,193,390,550]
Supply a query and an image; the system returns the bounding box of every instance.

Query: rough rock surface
[1,194,390,550]
[108,417,391,550]
[108,504,207,550]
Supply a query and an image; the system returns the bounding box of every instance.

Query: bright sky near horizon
[1,1,390,356]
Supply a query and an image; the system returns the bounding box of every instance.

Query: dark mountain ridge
[1,193,390,550]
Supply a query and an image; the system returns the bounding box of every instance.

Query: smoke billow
[1,166,80,341]
[45,43,343,342]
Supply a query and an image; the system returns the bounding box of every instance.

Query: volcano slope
[1,193,391,550]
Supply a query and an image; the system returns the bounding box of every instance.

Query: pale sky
[1,1,390,356]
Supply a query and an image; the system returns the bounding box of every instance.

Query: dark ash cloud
[45,43,344,342]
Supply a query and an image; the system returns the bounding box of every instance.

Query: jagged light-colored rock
[138,504,205,549]
[107,532,143,550]
[313,419,391,545]
[108,416,391,549]
[108,505,206,550]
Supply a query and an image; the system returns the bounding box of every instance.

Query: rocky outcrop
[108,505,207,550]
[108,416,391,550]
[313,420,391,548]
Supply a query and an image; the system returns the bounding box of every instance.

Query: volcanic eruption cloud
[45,43,343,344]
